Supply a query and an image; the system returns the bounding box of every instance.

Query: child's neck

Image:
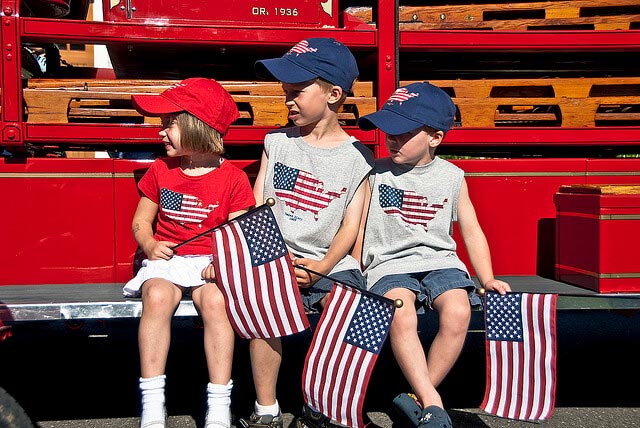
[299,119,349,148]
[181,153,223,175]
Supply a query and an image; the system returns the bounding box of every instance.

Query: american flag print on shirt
[378,184,447,230]
[302,283,394,428]
[211,204,309,339]
[273,162,346,220]
[481,292,557,422]
[160,188,218,224]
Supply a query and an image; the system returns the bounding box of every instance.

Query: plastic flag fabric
[211,204,309,339]
[302,283,395,428]
[481,292,558,421]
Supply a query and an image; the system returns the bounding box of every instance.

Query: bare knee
[141,280,180,314]
[193,283,226,318]
[390,306,419,338]
[438,302,471,335]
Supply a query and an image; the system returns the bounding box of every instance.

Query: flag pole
[171,198,276,252]
[294,265,403,309]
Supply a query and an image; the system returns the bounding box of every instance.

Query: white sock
[139,375,166,428]
[205,380,233,428]
[255,399,280,417]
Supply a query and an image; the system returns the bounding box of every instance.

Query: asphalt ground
[33,408,640,428]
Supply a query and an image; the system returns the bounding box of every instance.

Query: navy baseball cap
[358,82,456,135]
[255,38,359,93]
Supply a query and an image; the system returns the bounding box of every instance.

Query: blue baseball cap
[255,38,359,93]
[358,82,456,135]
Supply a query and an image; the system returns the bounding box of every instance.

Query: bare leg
[385,288,443,409]
[138,278,182,378]
[192,282,235,383]
[427,289,471,388]
[138,278,182,428]
[250,337,282,406]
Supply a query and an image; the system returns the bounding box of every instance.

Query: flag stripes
[481,292,557,422]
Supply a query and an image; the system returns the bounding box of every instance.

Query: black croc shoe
[392,393,452,428]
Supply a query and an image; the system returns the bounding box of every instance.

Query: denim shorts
[299,269,366,313]
[370,268,481,313]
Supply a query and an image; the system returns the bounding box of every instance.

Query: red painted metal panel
[21,124,378,146]
[104,0,338,28]
[451,158,588,277]
[1,0,23,146]
[0,157,116,285]
[20,18,376,46]
[446,128,640,146]
[585,159,640,185]
[113,159,151,283]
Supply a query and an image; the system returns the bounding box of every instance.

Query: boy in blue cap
[353,82,511,427]
[239,38,374,428]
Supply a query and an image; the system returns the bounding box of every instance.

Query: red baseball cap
[132,78,239,135]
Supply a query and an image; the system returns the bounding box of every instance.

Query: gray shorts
[370,268,481,314]
[299,269,366,313]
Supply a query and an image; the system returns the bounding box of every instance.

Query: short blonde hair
[173,112,224,154]
[314,77,349,106]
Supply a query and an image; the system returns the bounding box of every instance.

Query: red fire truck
[1,0,640,425]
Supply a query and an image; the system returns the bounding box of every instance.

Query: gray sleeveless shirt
[262,128,375,274]
[362,156,469,288]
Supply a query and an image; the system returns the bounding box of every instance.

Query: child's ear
[429,130,445,148]
[328,85,344,104]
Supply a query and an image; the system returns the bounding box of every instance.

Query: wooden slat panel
[346,0,640,31]
[401,78,640,127]
[23,80,376,127]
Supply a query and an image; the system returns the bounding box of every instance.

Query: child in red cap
[124,78,256,428]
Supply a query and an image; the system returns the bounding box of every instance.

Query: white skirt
[122,255,213,297]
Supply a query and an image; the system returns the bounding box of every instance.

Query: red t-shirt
[138,157,256,255]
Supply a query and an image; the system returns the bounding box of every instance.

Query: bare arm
[457,179,511,294]
[132,196,175,260]
[295,178,369,287]
[351,178,371,271]
[252,149,268,206]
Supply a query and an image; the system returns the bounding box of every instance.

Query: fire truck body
[2,0,640,308]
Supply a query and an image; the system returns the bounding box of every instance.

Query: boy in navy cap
[353,82,511,427]
[239,38,374,428]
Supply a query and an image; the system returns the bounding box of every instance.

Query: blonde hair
[314,77,349,106]
[173,112,224,154]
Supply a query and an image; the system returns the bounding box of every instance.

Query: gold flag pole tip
[394,299,403,308]
[266,198,276,207]
[478,288,486,297]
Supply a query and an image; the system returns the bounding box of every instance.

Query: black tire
[0,386,35,428]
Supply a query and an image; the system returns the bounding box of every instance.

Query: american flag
[211,205,309,339]
[378,184,447,230]
[288,40,318,55]
[160,188,217,223]
[387,87,419,104]
[302,283,395,428]
[273,162,345,220]
[481,292,557,421]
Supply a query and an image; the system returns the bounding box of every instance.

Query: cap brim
[358,110,424,135]
[131,94,183,117]
[255,57,317,83]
